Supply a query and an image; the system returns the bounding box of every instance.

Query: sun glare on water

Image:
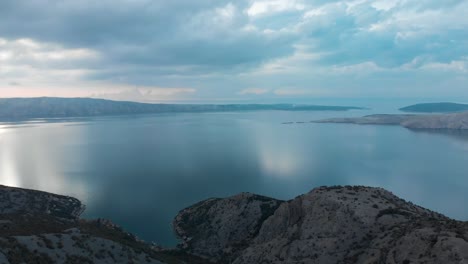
[0,125,21,187]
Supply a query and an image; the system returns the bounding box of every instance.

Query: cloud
[90,87,196,102]
[238,88,270,95]
[273,88,328,96]
[0,37,100,93]
[0,38,98,69]
[246,0,305,17]
[0,0,467,100]
[0,1,294,69]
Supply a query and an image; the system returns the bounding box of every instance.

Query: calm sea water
[1,109,468,246]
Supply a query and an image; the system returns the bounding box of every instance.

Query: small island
[400,102,468,113]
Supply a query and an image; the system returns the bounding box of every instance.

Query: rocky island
[400,103,468,113]
[1,184,467,263]
[314,112,468,130]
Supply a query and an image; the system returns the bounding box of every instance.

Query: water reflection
[0,111,468,247]
[410,128,468,141]
[0,123,88,199]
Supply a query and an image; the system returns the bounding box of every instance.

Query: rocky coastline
[0,184,467,263]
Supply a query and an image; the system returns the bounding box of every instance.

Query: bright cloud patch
[0,38,100,95]
[91,88,197,102]
[0,38,98,68]
[238,88,270,95]
[247,0,305,17]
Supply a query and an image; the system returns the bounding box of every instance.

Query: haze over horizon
[0,0,467,103]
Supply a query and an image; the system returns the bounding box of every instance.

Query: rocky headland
[1,184,467,263]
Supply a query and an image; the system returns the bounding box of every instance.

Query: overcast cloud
[0,0,467,102]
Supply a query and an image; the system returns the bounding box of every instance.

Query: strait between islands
[0,184,467,263]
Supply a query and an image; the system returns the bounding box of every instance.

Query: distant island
[0,97,364,120]
[400,102,468,113]
[314,112,468,130]
[1,184,467,263]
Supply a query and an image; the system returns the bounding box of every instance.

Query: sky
[0,0,467,103]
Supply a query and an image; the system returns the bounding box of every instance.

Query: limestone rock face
[174,193,283,262]
[174,186,468,264]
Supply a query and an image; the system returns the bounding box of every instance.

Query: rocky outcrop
[314,112,468,130]
[174,186,468,264]
[174,193,282,262]
[2,184,467,263]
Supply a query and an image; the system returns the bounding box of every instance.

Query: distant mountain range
[0,97,364,120]
[400,102,468,113]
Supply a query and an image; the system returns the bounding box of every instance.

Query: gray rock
[174,193,282,262]
[174,186,468,264]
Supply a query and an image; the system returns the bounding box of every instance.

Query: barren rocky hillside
[1,184,467,263]
[175,186,468,264]
[0,185,203,264]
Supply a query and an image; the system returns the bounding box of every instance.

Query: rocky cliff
[175,186,468,264]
